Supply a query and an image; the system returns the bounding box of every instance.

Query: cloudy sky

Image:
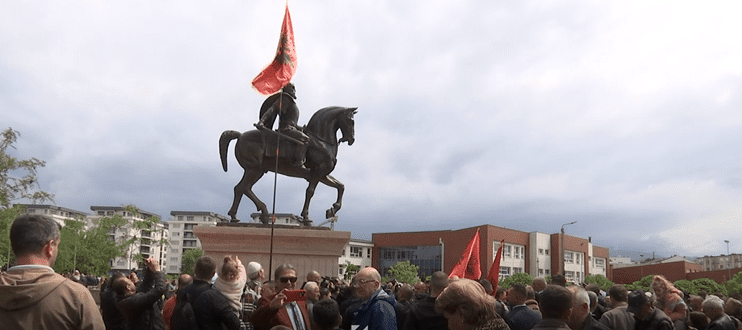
[3,1,742,260]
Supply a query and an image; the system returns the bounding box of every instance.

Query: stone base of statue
[194,222,351,279]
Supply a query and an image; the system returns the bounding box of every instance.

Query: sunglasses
[279,277,298,283]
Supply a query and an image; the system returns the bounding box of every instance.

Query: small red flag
[449,229,481,280]
[488,239,505,295]
[252,5,297,95]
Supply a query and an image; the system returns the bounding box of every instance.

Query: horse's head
[337,107,357,146]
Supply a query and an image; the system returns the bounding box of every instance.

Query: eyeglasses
[279,277,298,283]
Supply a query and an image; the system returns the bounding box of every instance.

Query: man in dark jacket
[627,290,674,330]
[506,283,543,330]
[175,255,240,330]
[403,271,448,330]
[351,267,396,330]
[114,257,167,330]
[567,286,610,330]
[704,296,738,330]
[101,272,129,330]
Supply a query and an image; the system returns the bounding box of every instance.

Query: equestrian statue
[220,83,357,225]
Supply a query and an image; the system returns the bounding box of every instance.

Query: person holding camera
[252,263,312,330]
[113,257,167,330]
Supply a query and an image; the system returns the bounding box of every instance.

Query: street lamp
[725,240,731,280]
[561,221,577,278]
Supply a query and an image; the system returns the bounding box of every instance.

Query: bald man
[351,267,397,330]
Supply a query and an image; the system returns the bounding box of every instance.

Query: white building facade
[88,206,168,272]
[167,211,230,274]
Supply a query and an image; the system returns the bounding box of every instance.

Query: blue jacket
[352,288,397,330]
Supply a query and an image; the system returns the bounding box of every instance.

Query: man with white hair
[703,296,738,330]
[351,267,397,330]
[567,286,610,330]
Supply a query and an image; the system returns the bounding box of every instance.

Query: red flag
[449,229,481,280]
[252,5,297,95]
[488,239,505,295]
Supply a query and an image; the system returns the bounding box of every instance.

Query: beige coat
[0,266,105,330]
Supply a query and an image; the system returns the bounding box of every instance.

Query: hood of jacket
[0,266,68,311]
[362,287,396,310]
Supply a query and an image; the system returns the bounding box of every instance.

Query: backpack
[171,286,209,330]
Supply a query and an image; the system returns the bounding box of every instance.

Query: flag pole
[267,89,284,281]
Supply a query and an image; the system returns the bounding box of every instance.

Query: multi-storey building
[88,206,167,273]
[167,211,230,274]
[338,238,373,278]
[372,224,609,282]
[15,204,88,227]
[696,254,742,271]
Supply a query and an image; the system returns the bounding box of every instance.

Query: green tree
[673,279,698,295]
[725,270,742,296]
[692,278,727,296]
[585,274,614,291]
[181,248,203,275]
[625,275,654,291]
[387,260,420,285]
[0,128,54,268]
[53,205,165,276]
[499,272,534,289]
[0,128,54,208]
[341,261,360,281]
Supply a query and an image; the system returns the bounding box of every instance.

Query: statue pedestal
[194,223,351,279]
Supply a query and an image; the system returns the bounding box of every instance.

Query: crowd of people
[2,214,742,330]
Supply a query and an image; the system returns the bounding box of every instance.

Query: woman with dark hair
[435,278,510,330]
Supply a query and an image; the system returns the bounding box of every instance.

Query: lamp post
[561,221,577,277]
[725,240,731,280]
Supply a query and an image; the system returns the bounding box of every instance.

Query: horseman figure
[254,82,310,171]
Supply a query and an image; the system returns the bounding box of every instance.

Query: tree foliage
[387,260,420,285]
[499,272,534,288]
[726,271,742,296]
[0,128,54,208]
[341,261,360,281]
[692,278,727,296]
[181,248,203,276]
[585,274,614,291]
[625,275,654,292]
[52,205,163,276]
[673,279,697,295]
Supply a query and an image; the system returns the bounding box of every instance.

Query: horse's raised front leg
[300,179,320,226]
[320,174,344,219]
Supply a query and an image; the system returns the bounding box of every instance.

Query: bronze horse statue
[220,106,357,225]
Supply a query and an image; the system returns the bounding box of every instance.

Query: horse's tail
[219,130,241,172]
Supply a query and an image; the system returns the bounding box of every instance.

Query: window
[172,232,180,237]
[500,266,511,277]
[545,249,550,256]
[170,257,178,263]
[172,240,180,246]
[342,248,346,256]
[595,258,605,268]
[565,271,575,281]
[186,216,194,221]
[539,248,544,255]
[98,211,105,215]
[514,246,524,259]
[350,246,362,258]
[171,248,178,253]
[367,248,371,258]
[545,269,550,275]
[565,252,574,263]
[576,253,582,265]
[172,223,180,228]
[539,269,544,275]
[503,245,511,258]
[177,216,183,220]
[170,265,179,271]
[513,267,523,274]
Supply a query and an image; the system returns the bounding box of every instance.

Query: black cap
[627,289,649,314]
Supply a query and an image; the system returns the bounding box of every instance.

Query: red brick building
[372,224,610,282]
